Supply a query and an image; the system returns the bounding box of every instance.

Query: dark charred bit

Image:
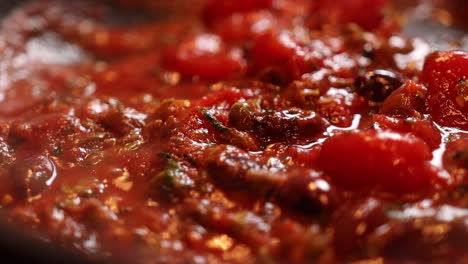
[200,106,259,150]
[252,108,328,140]
[229,104,328,142]
[82,99,146,137]
[362,44,374,59]
[275,169,339,213]
[205,145,264,190]
[354,69,405,102]
[257,67,288,87]
[11,155,57,200]
[453,148,468,168]
[205,145,338,213]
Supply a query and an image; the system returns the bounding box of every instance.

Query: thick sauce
[0,0,467,263]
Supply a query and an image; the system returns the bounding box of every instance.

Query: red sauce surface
[0,0,467,263]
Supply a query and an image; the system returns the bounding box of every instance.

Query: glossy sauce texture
[0,0,467,263]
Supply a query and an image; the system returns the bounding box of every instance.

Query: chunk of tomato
[321,0,387,30]
[319,130,444,193]
[203,0,273,25]
[213,10,277,42]
[421,50,468,129]
[373,114,442,150]
[251,32,320,82]
[380,80,428,118]
[163,34,246,81]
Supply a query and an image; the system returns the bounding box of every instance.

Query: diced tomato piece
[196,87,255,108]
[163,34,246,81]
[286,145,322,168]
[421,50,468,129]
[373,114,442,150]
[213,10,277,42]
[93,52,161,97]
[380,80,428,117]
[319,130,444,193]
[321,0,387,30]
[203,0,273,25]
[316,88,366,127]
[251,32,321,82]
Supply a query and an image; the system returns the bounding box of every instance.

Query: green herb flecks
[200,108,230,133]
[150,154,194,201]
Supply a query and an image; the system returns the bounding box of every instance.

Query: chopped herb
[200,108,230,133]
[150,156,194,200]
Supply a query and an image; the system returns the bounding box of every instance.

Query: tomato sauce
[0,0,467,263]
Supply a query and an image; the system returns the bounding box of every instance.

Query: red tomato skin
[380,80,428,118]
[163,34,246,81]
[321,0,387,30]
[250,32,319,82]
[421,50,468,129]
[213,10,277,43]
[319,130,443,193]
[373,114,442,150]
[203,0,273,25]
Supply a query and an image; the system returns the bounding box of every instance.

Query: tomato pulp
[0,0,467,263]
